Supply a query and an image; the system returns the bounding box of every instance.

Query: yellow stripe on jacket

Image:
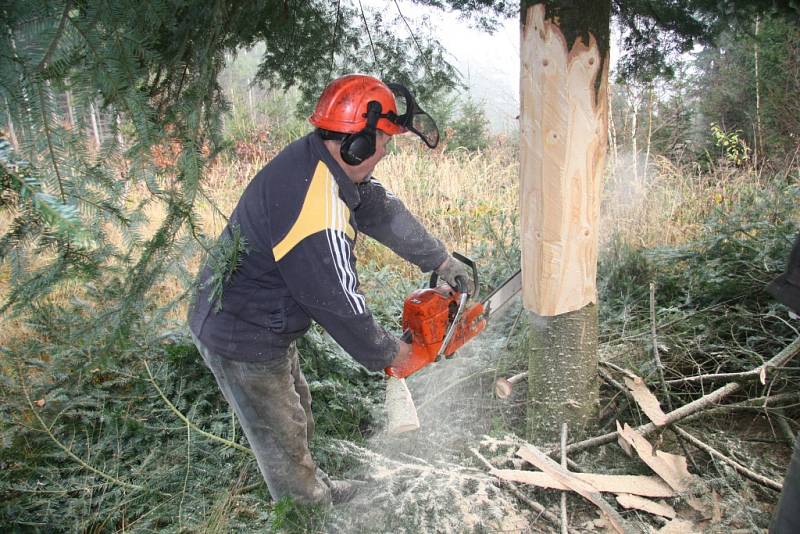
[272,162,356,261]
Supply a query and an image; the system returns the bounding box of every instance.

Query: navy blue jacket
[188,132,448,371]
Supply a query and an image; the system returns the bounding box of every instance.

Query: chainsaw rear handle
[429,252,478,296]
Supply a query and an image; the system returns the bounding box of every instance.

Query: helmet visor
[388,83,439,149]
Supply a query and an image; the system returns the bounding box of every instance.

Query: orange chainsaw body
[385,285,486,379]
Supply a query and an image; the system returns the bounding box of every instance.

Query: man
[188,74,471,506]
[768,234,800,533]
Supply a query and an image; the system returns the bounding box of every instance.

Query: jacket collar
[309,131,361,210]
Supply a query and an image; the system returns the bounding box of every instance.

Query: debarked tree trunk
[518,1,610,442]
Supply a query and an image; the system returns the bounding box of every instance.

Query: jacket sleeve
[268,169,399,371]
[273,234,399,372]
[354,177,449,272]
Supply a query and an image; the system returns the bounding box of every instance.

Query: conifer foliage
[0,0,458,316]
[0,1,456,529]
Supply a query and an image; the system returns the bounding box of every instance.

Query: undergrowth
[0,299,382,531]
[2,129,798,530]
[599,181,799,399]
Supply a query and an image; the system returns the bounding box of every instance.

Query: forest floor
[319,295,793,533]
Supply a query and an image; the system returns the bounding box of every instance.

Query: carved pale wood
[519,3,608,316]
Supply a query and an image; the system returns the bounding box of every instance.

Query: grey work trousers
[192,334,332,505]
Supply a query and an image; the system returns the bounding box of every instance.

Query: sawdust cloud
[325,299,548,533]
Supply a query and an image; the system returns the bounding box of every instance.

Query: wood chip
[657,519,700,533]
[624,375,668,426]
[516,444,634,534]
[616,421,695,493]
[615,493,676,518]
[492,469,675,498]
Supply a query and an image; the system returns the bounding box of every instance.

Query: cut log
[494,371,528,399]
[492,469,675,498]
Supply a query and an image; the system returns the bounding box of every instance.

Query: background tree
[446,96,492,152]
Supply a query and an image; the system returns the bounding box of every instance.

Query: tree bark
[524,305,599,440]
[519,1,610,441]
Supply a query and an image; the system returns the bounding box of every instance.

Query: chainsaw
[385,253,522,379]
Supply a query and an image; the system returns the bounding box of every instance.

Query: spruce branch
[36,0,73,73]
[36,83,65,202]
[15,362,148,493]
[202,223,249,313]
[143,359,252,455]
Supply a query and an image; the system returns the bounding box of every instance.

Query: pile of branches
[474,183,800,532]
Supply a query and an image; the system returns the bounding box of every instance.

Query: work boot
[329,479,364,505]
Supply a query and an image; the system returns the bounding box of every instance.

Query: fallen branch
[598,367,634,422]
[561,338,800,457]
[649,282,671,409]
[665,336,800,386]
[469,447,559,526]
[672,425,783,491]
[557,381,741,457]
[775,409,798,447]
[144,360,252,455]
[599,367,630,398]
[689,391,800,417]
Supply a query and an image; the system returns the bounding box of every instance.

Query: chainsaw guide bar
[481,269,522,319]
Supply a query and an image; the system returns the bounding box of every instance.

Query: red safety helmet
[309,74,406,136]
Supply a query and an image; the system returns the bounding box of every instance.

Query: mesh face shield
[387,83,440,149]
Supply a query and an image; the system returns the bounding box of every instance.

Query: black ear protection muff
[340,100,382,166]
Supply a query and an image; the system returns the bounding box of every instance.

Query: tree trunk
[4,96,19,149]
[519,1,610,442]
[65,90,76,128]
[90,101,101,148]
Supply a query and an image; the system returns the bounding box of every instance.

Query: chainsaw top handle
[428,252,479,296]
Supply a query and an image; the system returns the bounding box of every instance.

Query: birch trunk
[66,90,75,128]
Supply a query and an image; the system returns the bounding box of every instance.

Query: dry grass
[601,153,785,249]
[1,137,793,344]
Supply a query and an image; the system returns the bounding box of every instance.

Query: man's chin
[354,171,373,183]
